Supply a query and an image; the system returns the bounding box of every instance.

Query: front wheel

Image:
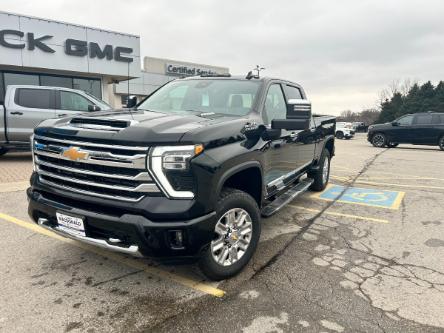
[371,133,386,147]
[198,188,261,280]
[309,148,331,191]
[439,136,444,151]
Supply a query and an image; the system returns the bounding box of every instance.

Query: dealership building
[0,11,229,107]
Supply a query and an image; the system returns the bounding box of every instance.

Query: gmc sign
[0,29,133,63]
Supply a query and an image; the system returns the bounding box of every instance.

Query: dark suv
[368,112,444,150]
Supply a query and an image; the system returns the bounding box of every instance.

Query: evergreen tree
[377,81,444,122]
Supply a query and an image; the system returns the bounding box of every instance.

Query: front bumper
[27,187,217,259]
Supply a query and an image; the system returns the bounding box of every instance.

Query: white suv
[335,122,355,140]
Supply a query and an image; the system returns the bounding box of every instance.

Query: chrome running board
[261,178,314,217]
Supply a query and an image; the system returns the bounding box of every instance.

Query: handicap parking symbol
[315,185,405,209]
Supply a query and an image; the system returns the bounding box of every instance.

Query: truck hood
[34,109,253,146]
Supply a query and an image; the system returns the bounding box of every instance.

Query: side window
[431,114,444,124]
[263,84,286,124]
[15,89,52,109]
[397,115,413,126]
[283,85,303,100]
[60,91,91,111]
[414,115,432,125]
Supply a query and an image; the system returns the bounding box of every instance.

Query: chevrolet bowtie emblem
[62,147,89,161]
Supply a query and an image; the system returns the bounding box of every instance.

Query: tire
[336,131,344,139]
[0,147,8,156]
[198,188,261,280]
[309,148,331,191]
[387,142,399,148]
[371,133,386,148]
[439,136,444,151]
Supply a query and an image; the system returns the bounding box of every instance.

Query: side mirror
[88,105,101,112]
[391,121,399,126]
[284,99,311,130]
[127,95,138,108]
[287,99,311,116]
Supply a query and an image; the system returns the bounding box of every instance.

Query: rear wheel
[371,133,386,147]
[198,188,261,280]
[439,136,444,151]
[0,147,8,156]
[336,131,344,139]
[309,148,331,191]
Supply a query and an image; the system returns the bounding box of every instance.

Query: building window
[4,72,39,86]
[41,75,73,89]
[0,73,4,104]
[0,71,102,102]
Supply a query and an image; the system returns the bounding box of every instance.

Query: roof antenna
[245,65,265,79]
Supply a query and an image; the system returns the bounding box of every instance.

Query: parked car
[352,122,368,133]
[368,112,444,150]
[0,85,112,156]
[28,74,336,280]
[335,122,355,139]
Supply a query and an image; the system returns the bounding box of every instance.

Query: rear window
[415,115,432,125]
[15,88,52,109]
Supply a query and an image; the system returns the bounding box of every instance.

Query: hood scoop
[68,117,138,131]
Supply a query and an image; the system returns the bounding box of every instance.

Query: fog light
[169,230,184,249]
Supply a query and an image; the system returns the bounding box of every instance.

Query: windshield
[85,92,112,111]
[137,79,260,116]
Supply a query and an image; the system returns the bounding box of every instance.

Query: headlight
[149,144,204,199]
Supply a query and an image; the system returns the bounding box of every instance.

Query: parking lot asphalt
[1,134,443,332]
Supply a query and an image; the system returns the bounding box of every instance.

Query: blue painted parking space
[313,185,405,209]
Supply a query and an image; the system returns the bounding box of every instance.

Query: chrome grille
[33,135,160,202]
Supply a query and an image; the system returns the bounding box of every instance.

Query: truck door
[55,90,94,118]
[6,87,56,142]
[261,83,301,191]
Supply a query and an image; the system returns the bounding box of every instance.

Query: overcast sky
[2,0,444,115]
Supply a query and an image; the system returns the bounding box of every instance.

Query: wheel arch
[216,161,263,207]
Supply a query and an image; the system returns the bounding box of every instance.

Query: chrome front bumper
[37,218,142,257]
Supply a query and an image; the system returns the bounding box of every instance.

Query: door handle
[58,113,68,118]
[10,111,23,115]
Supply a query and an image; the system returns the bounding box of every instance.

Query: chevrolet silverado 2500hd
[27,75,335,280]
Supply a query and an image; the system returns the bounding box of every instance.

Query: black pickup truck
[27,75,335,280]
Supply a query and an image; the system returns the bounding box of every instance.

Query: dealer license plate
[56,212,86,237]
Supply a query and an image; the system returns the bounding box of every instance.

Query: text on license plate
[56,212,85,237]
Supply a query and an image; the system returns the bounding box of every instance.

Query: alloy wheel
[322,156,330,185]
[211,208,253,266]
[372,134,385,147]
